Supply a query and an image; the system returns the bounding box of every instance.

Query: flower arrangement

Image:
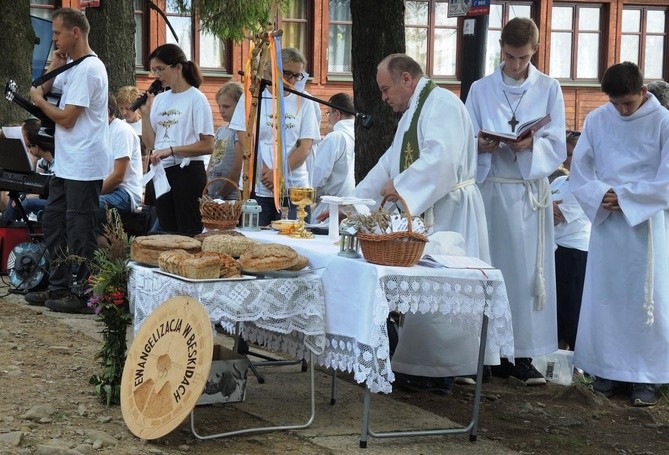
[87,209,132,405]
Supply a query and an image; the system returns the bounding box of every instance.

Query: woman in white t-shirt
[140,44,214,236]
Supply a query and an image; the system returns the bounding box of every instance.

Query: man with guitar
[24,8,111,314]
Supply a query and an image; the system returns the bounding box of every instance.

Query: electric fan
[6,242,48,292]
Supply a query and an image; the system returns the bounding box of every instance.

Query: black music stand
[0,137,40,235]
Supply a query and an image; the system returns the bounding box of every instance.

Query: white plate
[153,269,257,283]
[244,267,320,279]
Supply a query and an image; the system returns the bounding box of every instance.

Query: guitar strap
[31,54,94,87]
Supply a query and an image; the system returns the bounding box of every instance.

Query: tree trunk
[0,0,37,126]
[350,0,405,183]
[86,0,136,95]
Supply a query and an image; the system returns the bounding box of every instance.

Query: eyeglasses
[283,70,305,81]
[150,64,173,75]
[566,130,581,138]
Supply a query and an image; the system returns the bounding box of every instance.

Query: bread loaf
[239,243,300,272]
[181,252,222,279]
[201,234,257,258]
[195,229,245,241]
[284,255,309,271]
[213,252,242,278]
[131,235,201,266]
[158,249,193,275]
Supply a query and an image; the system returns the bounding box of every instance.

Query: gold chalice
[289,187,315,238]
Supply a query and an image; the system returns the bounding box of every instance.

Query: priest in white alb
[352,53,492,394]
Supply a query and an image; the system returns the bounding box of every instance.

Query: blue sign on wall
[31,15,53,81]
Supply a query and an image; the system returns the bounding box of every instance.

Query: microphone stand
[248,75,373,197]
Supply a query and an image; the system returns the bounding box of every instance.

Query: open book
[480,114,551,142]
[417,254,495,269]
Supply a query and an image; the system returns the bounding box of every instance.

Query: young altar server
[465,17,566,385]
[570,62,669,406]
[353,53,492,394]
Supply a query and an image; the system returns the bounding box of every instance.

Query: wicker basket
[199,177,243,230]
[356,194,428,267]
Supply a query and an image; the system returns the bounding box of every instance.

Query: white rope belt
[485,176,550,310]
[423,179,476,230]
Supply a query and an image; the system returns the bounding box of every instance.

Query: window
[405,0,458,78]
[485,2,533,76]
[550,4,601,81]
[279,0,312,74]
[134,0,145,67]
[328,0,352,74]
[30,0,55,20]
[164,1,228,72]
[621,7,666,80]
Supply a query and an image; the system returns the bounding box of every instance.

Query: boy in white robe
[353,53,491,394]
[465,17,566,385]
[570,62,669,406]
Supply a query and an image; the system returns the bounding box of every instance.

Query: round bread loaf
[201,234,257,258]
[131,235,201,266]
[239,243,300,272]
[194,229,245,241]
[284,255,309,271]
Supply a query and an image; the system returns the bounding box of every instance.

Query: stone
[0,431,24,446]
[21,404,56,421]
[83,430,117,446]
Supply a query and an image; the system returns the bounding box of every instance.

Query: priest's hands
[505,133,533,152]
[478,134,499,153]
[380,180,399,202]
[601,189,621,212]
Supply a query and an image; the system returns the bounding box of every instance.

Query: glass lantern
[240,199,261,231]
[338,219,360,258]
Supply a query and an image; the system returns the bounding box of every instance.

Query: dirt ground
[1,285,668,455]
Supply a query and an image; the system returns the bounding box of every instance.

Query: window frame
[277,0,314,76]
[620,5,667,81]
[549,2,604,82]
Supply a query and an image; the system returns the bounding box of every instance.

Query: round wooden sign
[121,295,213,440]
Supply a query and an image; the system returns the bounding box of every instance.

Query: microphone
[130,79,164,111]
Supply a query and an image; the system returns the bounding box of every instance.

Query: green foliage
[88,209,132,406]
[169,0,291,42]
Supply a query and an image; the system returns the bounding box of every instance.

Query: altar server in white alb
[311,93,356,220]
[465,17,566,385]
[354,53,491,394]
[570,62,669,407]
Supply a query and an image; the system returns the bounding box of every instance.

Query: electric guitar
[4,80,56,134]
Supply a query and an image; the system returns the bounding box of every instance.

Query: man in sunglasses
[570,62,669,407]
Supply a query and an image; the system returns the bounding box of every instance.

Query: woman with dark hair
[140,44,214,235]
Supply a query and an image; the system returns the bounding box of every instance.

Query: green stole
[400,79,437,172]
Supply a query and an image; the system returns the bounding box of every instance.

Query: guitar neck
[8,92,54,128]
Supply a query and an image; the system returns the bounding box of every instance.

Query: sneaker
[394,373,454,395]
[25,289,67,306]
[509,358,547,386]
[591,377,631,397]
[630,383,657,407]
[45,293,94,314]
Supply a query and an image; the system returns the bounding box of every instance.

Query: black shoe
[394,373,454,395]
[591,377,631,398]
[455,366,493,385]
[630,383,657,407]
[493,358,547,385]
[45,293,93,314]
[25,289,67,306]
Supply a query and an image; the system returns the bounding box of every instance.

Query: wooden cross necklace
[503,90,527,132]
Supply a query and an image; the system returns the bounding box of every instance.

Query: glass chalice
[289,187,316,238]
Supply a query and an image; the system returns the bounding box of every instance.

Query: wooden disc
[121,295,213,440]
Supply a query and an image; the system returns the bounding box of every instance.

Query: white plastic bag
[531,349,574,386]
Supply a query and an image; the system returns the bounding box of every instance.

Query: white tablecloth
[128,263,327,357]
[243,231,514,393]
